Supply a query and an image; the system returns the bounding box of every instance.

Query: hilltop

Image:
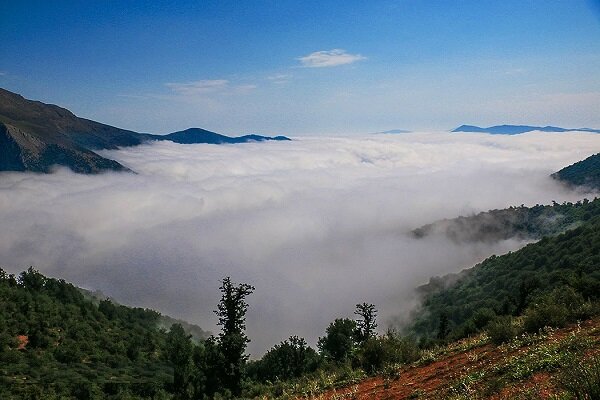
[552,152,600,191]
[4,206,599,399]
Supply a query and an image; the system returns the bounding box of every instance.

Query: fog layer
[0,132,598,355]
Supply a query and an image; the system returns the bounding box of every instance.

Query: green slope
[412,198,600,244]
[408,208,600,341]
[0,268,175,399]
[553,152,600,191]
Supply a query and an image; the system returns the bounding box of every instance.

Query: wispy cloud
[297,49,366,68]
[0,71,7,76]
[165,79,257,96]
[267,73,292,84]
[236,84,258,93]
[165,79,229,95]
[504,67,527,76]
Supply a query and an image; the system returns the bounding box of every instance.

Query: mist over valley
[1,131,598,355]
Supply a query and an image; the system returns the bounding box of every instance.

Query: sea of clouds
[0,131,598,355]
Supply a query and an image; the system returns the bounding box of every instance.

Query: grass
[559,353,600,399]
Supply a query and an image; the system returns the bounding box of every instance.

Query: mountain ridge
[154,127,290,145]
[452,124,600,135]
[0,88,290,174]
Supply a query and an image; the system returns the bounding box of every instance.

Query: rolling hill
[552,152,600,191]
[412,198,600,244]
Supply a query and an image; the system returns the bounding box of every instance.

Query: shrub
[356,337,388,373]
[523,302,567,333]
[486,316,519,345]
[523,286,587,333]
[472,308,496,330]
[355,332,420,373]
[250,336,321,382]
[388,334,420,365]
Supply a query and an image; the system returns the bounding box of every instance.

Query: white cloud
[297,49,366,68]
[0,132,599,355]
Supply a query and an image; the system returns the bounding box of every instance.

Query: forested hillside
[409,211,600,342]
[412,198,600,243]
[553,152,600,190]
[0,268,174,399]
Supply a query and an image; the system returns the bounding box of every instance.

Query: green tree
[318,318,357,362]
[354,303,377,344]
[18,267,46,291]
[437,311,449,340]
[252,335,320,382]
[214,276,254,396]
[166,324,193,399]
[190,337,225,399]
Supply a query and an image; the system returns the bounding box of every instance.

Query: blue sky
[1,0,599,135]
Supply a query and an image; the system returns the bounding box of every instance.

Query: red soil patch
[311,318,600,400]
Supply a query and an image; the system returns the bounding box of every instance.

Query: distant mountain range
[0,88,289,174]
[157,128,290,145]
[452,124,600,135]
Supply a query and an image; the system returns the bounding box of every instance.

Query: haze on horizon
[1,1,600,135]
[1,132,600,355]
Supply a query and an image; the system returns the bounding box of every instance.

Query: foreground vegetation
[2,149,599,400]
[309,318,600,400]
[2,204,599,399]
[0,268,172,399]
